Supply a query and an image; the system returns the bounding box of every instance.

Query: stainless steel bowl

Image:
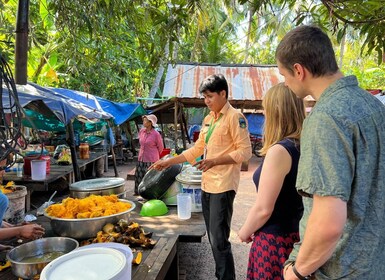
[6,237,79,279]
[44,199,136,239]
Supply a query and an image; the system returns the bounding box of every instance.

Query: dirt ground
[109,155,262,280]
[178,155,261,280]
[30,154,262,279]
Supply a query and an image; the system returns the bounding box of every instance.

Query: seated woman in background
[238,83,306,280]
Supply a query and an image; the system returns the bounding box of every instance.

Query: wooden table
[125,194,206,243]
[2,151,107,211]
[0,197,206,280]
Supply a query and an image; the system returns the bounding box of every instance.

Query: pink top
[138,128,164,163]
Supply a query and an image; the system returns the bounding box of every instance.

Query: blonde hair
[259,83,306,156]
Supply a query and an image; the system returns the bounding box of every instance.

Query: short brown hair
[276,25,339,77]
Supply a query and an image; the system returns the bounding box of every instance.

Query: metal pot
[6,237,79,279]
[138,157,183,200]
[44,199,136,239]
[69,178,125,198]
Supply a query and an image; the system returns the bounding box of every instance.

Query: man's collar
[209,101,229,119]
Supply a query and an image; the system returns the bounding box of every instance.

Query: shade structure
[2,83,112,125]
[49,87,147,125]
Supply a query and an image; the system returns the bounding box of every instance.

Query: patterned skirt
[247,231,300,280]
[134,161,153,194]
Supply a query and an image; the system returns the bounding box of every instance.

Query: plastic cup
[177,193,192,220]
[31,160,46,180]
[17,163,23,177]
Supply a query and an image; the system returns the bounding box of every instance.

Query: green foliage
[1,0,385,102]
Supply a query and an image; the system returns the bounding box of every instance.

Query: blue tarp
[95,97,147,125]
[2,83,111,124]
[3,82,147,130]
[245,113,264,137]
[49,87,147,125]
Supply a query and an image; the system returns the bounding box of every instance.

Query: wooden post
[174,100,178,150]
[15,0,30,85]
[66,121,81,182]
[107,120,119,177]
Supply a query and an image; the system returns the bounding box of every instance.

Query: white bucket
[4,185,27,224]
[175,167,202,213]
[31,159,47,180]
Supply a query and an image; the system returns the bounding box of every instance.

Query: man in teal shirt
[277,25,385,280]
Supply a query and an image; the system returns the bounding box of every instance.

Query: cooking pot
[69,178,125,198]
[6,237,79,279]
[138,156,182,200]
[175,166,203,212]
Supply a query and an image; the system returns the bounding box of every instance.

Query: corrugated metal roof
[162,63,284,101]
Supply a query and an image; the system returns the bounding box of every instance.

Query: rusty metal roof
[162,63,284,101]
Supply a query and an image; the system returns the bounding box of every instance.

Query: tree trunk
[15,0,30,85]
[147,42,169,105]
[338,33,346,68]
[243,7,256,63]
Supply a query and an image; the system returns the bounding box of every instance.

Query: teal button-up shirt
[288,76,385,279]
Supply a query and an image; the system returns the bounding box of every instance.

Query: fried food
[0,181,15,194]
[46,195,131,219]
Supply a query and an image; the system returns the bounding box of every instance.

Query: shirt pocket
[212,124,231,146]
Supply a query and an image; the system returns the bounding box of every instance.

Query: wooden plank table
[0,196,206,279]
[125,194,206,243]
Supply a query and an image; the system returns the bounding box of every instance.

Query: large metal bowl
[44,199,136,239]
[6,237,79,279]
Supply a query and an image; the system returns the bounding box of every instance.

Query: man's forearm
[287,196,346,278]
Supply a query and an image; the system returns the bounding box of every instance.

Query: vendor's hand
[150,159,171,171]
[193,159,216,172]
[19,224,45,240]
[237,227,253,243]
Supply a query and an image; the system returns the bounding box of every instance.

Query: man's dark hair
[276,25,339,77]
[199,74,228,99]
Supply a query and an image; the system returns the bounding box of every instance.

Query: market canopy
[2,82,147,131]
[49,87,147,125]
[2,83,112,125]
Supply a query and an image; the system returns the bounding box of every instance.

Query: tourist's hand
[237,228,253,243]
[283,263,308,280]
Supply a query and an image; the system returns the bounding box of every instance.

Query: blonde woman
[238,83,306,280]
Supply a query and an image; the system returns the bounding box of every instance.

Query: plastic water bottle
[17,163,23,177]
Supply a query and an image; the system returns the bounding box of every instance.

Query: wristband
[291,262,312,280]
